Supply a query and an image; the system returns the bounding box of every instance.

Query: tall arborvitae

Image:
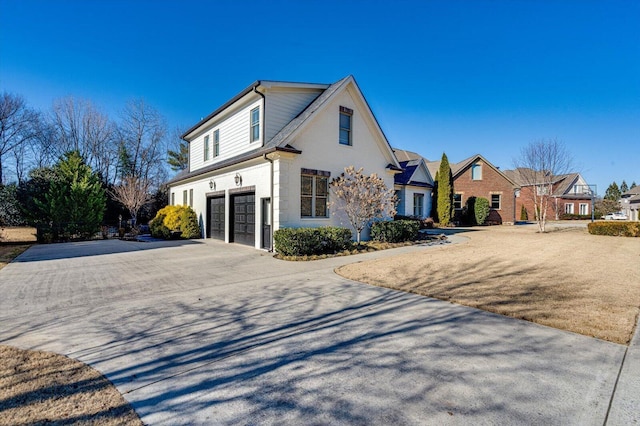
[437,153,454,226]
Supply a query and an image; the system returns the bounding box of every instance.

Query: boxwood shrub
[371,220,420,243]
[588,221,640,237]
[274,227,353,256]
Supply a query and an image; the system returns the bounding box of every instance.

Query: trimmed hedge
[371,220,420,243]
[560,214,592,220]
[274,227,353,256]
[588,221,640,237]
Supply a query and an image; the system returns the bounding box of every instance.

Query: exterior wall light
[235,173,242,186]
[209,179,215,190]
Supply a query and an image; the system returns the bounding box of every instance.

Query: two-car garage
[206,191,256,247]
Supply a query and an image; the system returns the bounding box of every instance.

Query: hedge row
[371,220,420,243]
[588,221,640,237]
[560,214,592,220]
[274,227,353,256]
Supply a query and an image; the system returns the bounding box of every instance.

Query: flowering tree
[330,166,396,244]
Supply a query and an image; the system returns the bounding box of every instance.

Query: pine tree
[620,180,629,193]
[437,153,454,227]
[604,182,621,201]
[167,141,189,172]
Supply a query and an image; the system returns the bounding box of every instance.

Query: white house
[168,76,402,249]
[392,148,434,218]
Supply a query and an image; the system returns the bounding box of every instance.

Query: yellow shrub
[156,205,185,231]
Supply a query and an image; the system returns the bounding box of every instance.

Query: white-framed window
[537,185,549,195]
[413,193,424,217]
[250,107,260,142]
[301,169,330,218]
[471,163,482,180]
[565,203,574,214]
[189,189,193,207]
[171,192,175,205]
[339,106,353,146]
[579,203,589,215]
[491,194,501,209]
[203,135,210,161]
[453,193,462,210]
[183,190,188,206]
[213,129,220,157]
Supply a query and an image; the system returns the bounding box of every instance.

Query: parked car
[603,212,628,220]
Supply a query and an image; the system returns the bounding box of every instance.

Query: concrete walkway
[0,238,637,425]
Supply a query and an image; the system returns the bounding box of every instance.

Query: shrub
[474,197,490,225]
[274,227,352,256]
[520,205,528,221]
[371,220,419,243]
[588,221,640,237]
[149,212,171,239]
[560,214,591,220]
[151,205,201,239]
[423,217,434,229]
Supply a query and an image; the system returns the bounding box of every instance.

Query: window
[250,107,260,142]
[579,203,589,215]
[189,189,193,207]
[453,193,462,209]
[413,193,424,217]
[491,194,501,209]
[565,203,574,214]
[183,190,188,206]
[301,169,330,217]
[171,192,175,205]
[339,106,353,145]
[536,185,549,195]
[203,135,210,161]
[471,163,482,180]
[213,129,220,157]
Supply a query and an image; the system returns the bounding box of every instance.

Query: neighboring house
[167,76,401,249]
[426,154,520,224]
[620,185,640,221]
[393,149,434,218]
[503,168,594,220]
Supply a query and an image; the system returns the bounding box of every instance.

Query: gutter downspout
[254,83,274,252]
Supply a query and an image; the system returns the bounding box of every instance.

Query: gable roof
[623,185,640,197]
[394,159,433,187]
[169,76,401,184]
[393,148,424,163]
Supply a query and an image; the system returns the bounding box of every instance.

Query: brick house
[426,154,520,224]
[503,169,594,220]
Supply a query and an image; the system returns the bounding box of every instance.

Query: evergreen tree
[167,141,189,172]
[604,182,621,201]
[620,180,629,193]
[632,181,637,188]
[36,151,106,238]
[437,153,454,226]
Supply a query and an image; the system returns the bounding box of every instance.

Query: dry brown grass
[0,227,37,243]
[337,224,640,345]
[0,345,142,426]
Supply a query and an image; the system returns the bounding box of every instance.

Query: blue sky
[1,0,638,193]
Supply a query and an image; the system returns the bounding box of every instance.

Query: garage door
[232,193,255,246]
[207,197,225,240]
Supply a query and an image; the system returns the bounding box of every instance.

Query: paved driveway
[0,239,630,424]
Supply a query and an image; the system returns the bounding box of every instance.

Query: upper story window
[471,163,482,180]
[453,193,462,210]
[213,129,220,157]
[301,168,330,218]
[491,194,501,209]
[339,106,353,146]
[413,193,424,217]
[250,107,260,142]
[204,135,210,161]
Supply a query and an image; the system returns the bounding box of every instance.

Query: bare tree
[51,97,117,184]
[109,175,152,226]
[117,99,167,187]
[0,92,39,184]
[514,139,573,232]
[330,166,397,244]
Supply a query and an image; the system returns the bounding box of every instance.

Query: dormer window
[339,106,353,146]
[250,107,260,142]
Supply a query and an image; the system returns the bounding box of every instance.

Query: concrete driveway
[0,238,633,424]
